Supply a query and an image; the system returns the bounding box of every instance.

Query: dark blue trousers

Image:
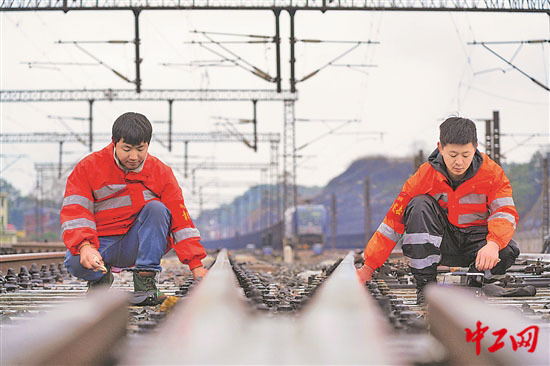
[65,201,171,281]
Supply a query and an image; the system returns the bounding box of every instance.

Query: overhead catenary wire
[195,42,256,75]
[449,13,475,111]
[470,40,550,45]
[196,31,275,82]
[56,40,132,44]
[542,42,549,86]
[295,120,357,152]
[296,39,379,44]
[330,64,377,67]
[193,30,269,67]
[0,155,28,175]
[460,82,548,106]
[295,36,380,82]
[160,61,236,68]
[216,121,253,149]
[34,12,102,89]
[20,61,99,67]
[47,115,88,146]
[503,133,550,155]
[468,40,550,91]
[58,41,134,84]
[190,29,272,39]
[297,42,363,82]
[331,64,376,75]
[473,67,511,76]
[183,40,272,44]
[194,41,274,82]
[296,118,361,123]
[4,14,78,86]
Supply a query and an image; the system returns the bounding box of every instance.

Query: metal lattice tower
[364,176,371,245]
[189,162,269,195]
[282,99,296,244]
[270,140,280,226]
[492,111,501,165]
[543,153,549,242]
[413,149,424,172]
[484,111,501,165]
[331,193,337,250]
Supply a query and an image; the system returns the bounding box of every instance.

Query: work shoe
[131,271,167,306]
[415,277,436,305]
[87,265,114,291]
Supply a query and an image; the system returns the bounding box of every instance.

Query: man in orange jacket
[357,117,519,304]
[61,112,208,305]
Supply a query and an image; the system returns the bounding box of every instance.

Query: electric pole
[331,193,337,250]
[364,177,372,245]
[485,111,501,165]
[543,153,549,244]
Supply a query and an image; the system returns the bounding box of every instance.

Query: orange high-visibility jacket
[60,143,206,269]
[364,150,518,270]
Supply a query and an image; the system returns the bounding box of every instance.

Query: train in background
[284,204,328,250]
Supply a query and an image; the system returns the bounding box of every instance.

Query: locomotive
[284,204,328,249]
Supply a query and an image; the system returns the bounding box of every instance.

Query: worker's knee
[403,194,445,232]
[406,195,439,215]
[141,200,170,217]
[499,239,520,264]
[491,240,520,275]
[137,200,171,227]
[404,194,439,221]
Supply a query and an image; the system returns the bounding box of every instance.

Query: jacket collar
[428,147,483,189]
[112,144,147,174]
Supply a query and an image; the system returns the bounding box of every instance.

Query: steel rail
[1,289,129,365]
[0,251,66,273]
[11,241,66,252]
[297,250,395,364]
[517,253,550,263]
[426,285,550,365]
[126,250,396,364]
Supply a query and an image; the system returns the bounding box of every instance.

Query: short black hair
[112,112,152,146]
[439,117,478,147]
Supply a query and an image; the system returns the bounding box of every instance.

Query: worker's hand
[79,244,104,272]
[356,265,375,285]
[191,265,208,279]
[475,241,500,271]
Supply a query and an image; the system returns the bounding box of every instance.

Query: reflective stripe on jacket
[364,151,518,270]
[60,143,206,268]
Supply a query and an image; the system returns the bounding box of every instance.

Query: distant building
[0,192,18,245]
[24,207,61,241]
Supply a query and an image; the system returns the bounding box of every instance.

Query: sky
[1,9,549,215]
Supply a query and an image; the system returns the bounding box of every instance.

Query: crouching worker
[61,112,208,306]
[356,117,519,304]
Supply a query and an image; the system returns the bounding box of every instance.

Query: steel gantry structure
[1,0,548,12]
[7,131,280,191]
[35,159,278,239]
[4,0,547,246]
[0,88,294,151]
[184,161,277,235]
[0,89,297,102]
[2,87,296,245]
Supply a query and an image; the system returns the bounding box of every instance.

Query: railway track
[1,249,549,365]
[0,252,66,274]
[0,241,65,255]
